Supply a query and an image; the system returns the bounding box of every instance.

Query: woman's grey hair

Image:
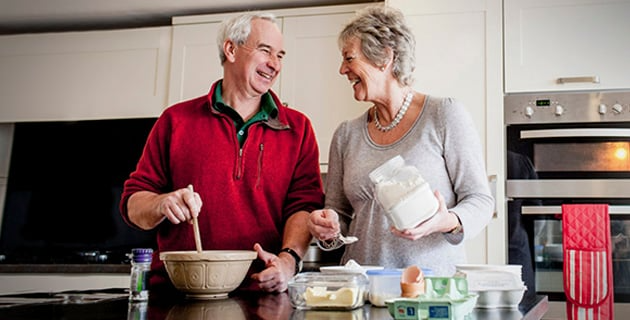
[339,5,416,86]
[217,11,278,65]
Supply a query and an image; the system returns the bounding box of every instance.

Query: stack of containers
[366,268,434,307]
[454,264,526,308]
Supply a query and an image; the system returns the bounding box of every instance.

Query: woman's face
[339,37,386,103]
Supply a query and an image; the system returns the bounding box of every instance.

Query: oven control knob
[555,105,564,116]
[524,106,534,118]
[612,103,623,114]
[598,104,607,114]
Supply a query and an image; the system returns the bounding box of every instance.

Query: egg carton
[385,277,478,320]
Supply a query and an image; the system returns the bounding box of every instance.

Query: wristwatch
[448,222,463,234]
[448,215,463,234]
[279,247,303,275]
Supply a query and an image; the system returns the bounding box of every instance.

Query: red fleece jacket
[120,82,324,290]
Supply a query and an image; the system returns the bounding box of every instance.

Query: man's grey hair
[217,11,278,65]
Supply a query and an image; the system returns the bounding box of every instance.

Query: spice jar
[129,248,152,302]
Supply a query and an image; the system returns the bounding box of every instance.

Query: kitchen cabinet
[169,4,370,167]
[387,0,504,265]
[0,124,12,224]
[280,12,369,167]
[168,20,225,105]
[0,124,11,178]
[0,27,171,122]
[0,274,129,295]
[504,0,630,93]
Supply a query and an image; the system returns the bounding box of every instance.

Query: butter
[304,286,359,307]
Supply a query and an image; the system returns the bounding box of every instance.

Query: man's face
[233,19,285,96]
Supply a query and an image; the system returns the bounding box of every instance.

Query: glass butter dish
[288,272,369,310]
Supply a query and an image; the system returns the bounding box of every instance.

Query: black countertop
[0,288,548,320]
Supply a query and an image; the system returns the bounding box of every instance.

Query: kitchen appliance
[505,90,630,311]
[0,118,158,266]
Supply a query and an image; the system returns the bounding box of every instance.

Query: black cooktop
[0,249,132,265]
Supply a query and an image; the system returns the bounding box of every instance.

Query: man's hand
[250,243,294,292]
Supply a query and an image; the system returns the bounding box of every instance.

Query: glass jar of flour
[369,155,438,230]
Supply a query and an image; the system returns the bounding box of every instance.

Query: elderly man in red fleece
[120,11,324,293]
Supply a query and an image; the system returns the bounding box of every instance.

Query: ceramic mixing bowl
[160,250,257,299]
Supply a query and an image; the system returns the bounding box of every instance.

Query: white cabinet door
[504,0,630,93]
[0,124,12,225]
[0,27,171,121]
[388,0,504,265]
[168,22,224,105]
[281,13,369,167]
[0,124,12,178]
[168,16,280,106]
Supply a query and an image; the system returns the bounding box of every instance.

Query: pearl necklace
[373,92,413,132]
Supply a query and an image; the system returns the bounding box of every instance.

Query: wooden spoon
[187,184,202,253]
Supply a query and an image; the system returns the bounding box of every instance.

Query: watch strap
[279,247,302,274]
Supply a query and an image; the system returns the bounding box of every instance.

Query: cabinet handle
[556,76,600,84]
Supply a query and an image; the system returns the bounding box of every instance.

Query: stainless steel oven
[505,91,630,309]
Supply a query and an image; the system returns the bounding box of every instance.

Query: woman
[308,5,494,276]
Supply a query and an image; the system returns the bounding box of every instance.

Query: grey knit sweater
[324,95,494,276]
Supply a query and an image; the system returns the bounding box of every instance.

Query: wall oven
[505,90,630,308]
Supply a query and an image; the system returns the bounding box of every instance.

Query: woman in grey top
[307,5,494,276]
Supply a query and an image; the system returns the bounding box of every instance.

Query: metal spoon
[316,233,358,251]
[338,234,358,245]
[187,184,202,253]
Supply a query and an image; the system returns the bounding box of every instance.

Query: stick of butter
[304,286,359,307]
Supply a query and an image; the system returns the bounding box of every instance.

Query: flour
[369,155,438,230]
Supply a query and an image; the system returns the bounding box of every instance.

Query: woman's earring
[380,66,385,71]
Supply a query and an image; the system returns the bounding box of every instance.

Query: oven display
[535,99,551,107]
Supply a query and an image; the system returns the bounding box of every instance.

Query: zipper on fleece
[236,148,243,180]
[256,143,264,188]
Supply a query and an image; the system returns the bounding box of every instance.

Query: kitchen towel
[562,204,613,320]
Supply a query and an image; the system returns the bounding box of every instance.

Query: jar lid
[289,272,369,287]
[368,155,405,184]
[365,268,433,276]
[366,269,403,276]
[131,248,153,262]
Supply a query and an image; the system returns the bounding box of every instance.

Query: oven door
[507,124,630,180]
[515,203,630,303]
[506,124,630,304]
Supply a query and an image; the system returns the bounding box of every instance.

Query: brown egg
[400,265,425,298]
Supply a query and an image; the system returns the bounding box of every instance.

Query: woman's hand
[308,209,341,241]
[391,190,460,241]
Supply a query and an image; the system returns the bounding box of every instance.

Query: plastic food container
[474,287,526,308]
[366,268,434,307]
[288,272,369,310]
[455,264,523,291]
[289,307,369,320]
[365,269,403,307]
[369,155,438,230]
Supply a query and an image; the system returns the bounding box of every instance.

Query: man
[120,11,324,293]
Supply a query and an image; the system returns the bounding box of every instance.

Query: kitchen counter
[0,288,548,320]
